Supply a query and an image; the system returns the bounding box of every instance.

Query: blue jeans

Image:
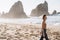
[40,29,49,40]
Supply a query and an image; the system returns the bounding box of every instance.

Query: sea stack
[0,1,27,18]
[51,10,57,15]
[30,1,49,17]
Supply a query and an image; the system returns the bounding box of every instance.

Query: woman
[40,15,49,40]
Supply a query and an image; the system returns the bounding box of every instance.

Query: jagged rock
[51,10,60,16]
[52,10,57,15]
[0,1,27,18]
[30,1,49,17]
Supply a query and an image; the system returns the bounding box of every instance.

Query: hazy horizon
[0,0,60,16]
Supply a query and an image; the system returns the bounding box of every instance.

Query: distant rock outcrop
[30,1,49,17]
[51,10,57,15]
[57,12,60,14]
[0,1,27,18]
[50,10,60,16]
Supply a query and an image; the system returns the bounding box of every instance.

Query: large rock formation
[0,1,27,18]
[30,1,49,17]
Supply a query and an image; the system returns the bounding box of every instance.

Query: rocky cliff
[0,1,27,18]
[30,1,49,17]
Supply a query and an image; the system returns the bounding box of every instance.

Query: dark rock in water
[0,1,27,18]
[57,12,60,15]
[52,10,57,15]
[51,10,57,16]
[57,12,60,14]
[30,1,49,17]
[50,10,60,16]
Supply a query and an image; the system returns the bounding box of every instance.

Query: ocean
[0,16,60,25]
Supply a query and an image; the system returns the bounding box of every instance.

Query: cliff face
[30,1,49,17]
[0,1,27,18]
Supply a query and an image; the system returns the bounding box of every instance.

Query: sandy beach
[0,23,60,40]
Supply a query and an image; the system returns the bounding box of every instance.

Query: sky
[0,0,60,16]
